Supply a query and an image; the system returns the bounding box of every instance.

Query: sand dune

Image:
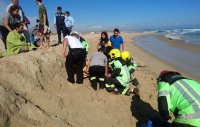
[0,33,174,127]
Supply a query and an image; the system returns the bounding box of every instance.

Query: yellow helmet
[109,49,121,59]
[121,51,130,61]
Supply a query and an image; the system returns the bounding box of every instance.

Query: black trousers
[106,78,127,94]
[65,48,86,84]
[89,66,105,90]
[0,25,9,50]
[65,27,72,36]
[57,25,66,44]
[172,122,195,127]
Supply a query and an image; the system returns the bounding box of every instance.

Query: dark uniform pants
[57,25,66,44]
[89,66,105,90]
[0,25,9,50]
[65,27,72,36]
[65,48,86,84]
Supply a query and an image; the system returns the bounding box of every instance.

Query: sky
[0,0,200,32]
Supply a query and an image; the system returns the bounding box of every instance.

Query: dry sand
[0,32,194,127]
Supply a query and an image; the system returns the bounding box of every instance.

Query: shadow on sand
[130,96,162,127]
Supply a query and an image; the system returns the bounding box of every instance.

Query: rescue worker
[79,36,90,78]
[121,51,140,97]
[54,7,66,44]
[157,70,200,127]
[63,31,86,84]
[105,49,131,95]
[89,48,108,90]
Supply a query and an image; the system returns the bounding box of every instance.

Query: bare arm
[121,43,124,51]
[4,19,12,32]
[62,38,68,57]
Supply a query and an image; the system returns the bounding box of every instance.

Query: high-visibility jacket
[111,59,130,87]
[158,71,200,126]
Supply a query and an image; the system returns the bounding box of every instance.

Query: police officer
[157,70,200,127]
[54,7,66,44]
[63,31,86,84]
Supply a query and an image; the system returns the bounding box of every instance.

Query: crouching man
[157,70,200,127]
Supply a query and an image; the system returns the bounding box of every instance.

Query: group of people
[62,28,139,96]
[0,1,200,127]
[62,28,200,126]
[0,0,49,56]
[0,0,75,57]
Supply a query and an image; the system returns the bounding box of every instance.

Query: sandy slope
[0,33,164,127]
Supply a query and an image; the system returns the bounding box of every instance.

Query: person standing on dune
[110,28,124,51]
[35,0,50,49]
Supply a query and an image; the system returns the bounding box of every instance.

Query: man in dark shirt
[54,7,66,44]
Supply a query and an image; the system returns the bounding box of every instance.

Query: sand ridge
[0,33,169,127]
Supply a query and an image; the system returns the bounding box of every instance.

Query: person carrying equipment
[121,51,140,97]
[157,70,200,127]
[105,49,131,95]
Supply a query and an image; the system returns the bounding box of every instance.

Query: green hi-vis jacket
[126,57,137,74]
[81,40,89,52]
[112,59,130,87]
[0,30,36,57]
[79,36,89,52]
[158,72,200,126]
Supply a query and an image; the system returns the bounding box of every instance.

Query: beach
[0,32,199,126]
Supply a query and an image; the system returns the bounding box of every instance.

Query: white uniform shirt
[65,36,83,49]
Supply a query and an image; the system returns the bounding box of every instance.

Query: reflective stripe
[124,65,130,81]
[99,78,105,81]
[122,87,129,95]
[179,80,200,104]
[177,112,200,119]
[90,77,96,80]
[173,81,200,112]
[158,90,170,96]
[105,84,115,88]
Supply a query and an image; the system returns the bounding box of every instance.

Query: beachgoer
[110,28,124,51]
[64,11,74,35]
[157,70,200,127]
[6,0,29,29]
[0,5,20,50]
[121,51,140,97]
[35,0,50,49]
[63,31,86,84]
[105,49,131,95]
[89,48,108,90]
[97,31,112,50]
[54,7,66,44]
[6,22,36,56]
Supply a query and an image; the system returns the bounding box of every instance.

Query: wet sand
[133,34,200,82]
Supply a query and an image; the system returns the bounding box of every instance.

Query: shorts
[39,24,50,35]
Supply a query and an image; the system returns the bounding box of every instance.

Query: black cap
[114,28,120,33]
[57,6,62,10]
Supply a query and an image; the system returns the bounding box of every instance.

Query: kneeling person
[105,49,131,95]
[121,51,140,97]
[157,70,200,127]
[89,48,107,90]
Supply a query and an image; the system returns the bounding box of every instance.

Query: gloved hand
[43,25,48,34]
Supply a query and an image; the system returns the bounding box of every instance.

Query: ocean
[153,28,200,45]
[134,35,200,80]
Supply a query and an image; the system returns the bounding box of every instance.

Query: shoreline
[130,33,200,82]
